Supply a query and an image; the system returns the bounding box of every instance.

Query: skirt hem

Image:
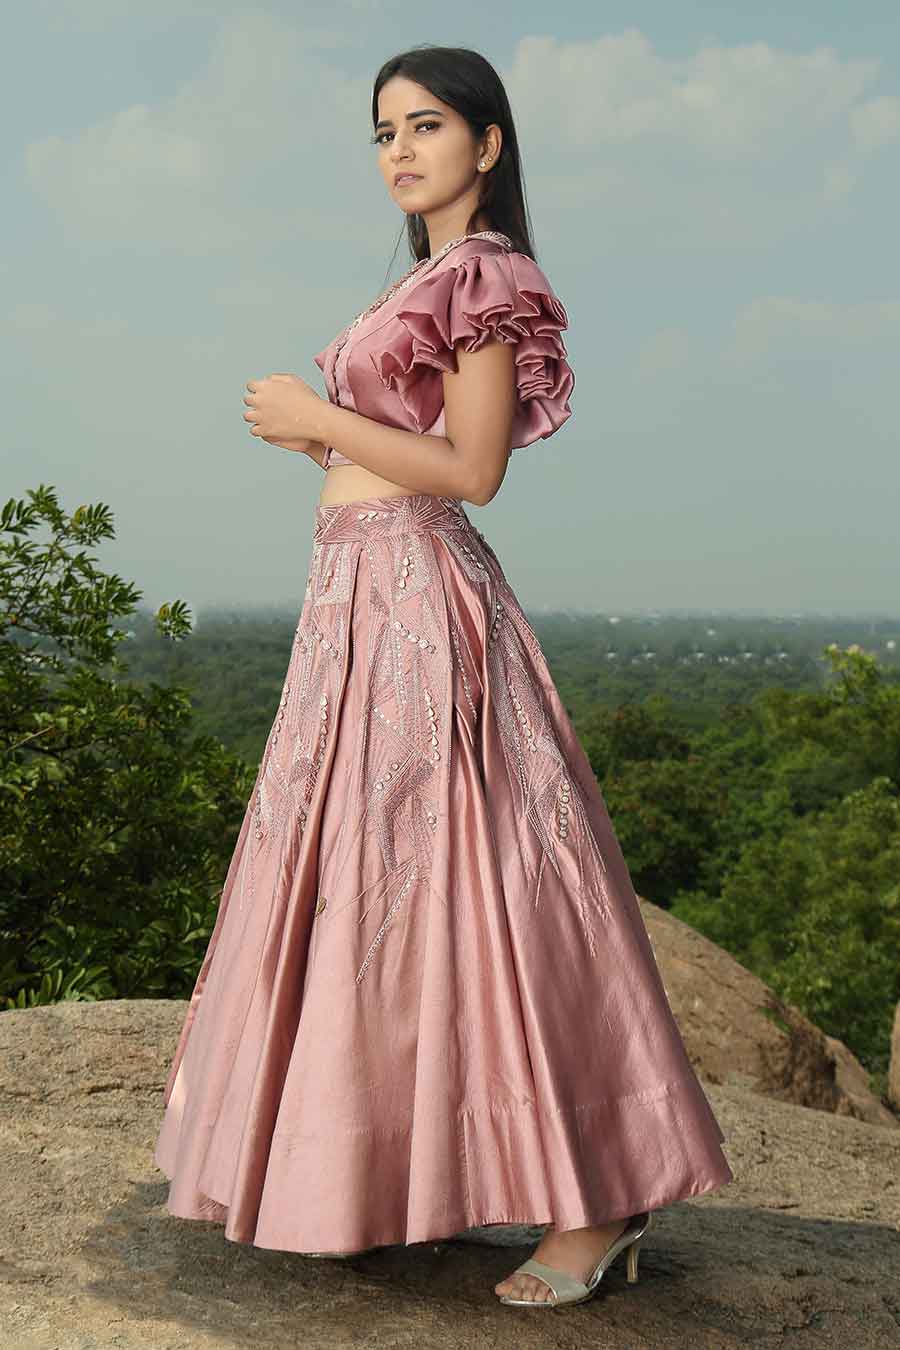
[155,1160,734,1257]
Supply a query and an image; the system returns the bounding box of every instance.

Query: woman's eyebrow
[374,108,445,131]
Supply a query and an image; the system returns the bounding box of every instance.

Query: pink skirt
[154,491,734,1254]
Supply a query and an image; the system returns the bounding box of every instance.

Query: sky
[3,1,899,617]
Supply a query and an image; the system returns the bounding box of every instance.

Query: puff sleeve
[371,248,574,448]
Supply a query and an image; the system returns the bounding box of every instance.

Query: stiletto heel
[497,1210,653,1308]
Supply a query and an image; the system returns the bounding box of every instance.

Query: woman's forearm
[311,401,477,502]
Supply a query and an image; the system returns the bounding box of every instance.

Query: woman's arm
[309,339,516,506]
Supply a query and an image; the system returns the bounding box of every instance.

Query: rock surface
[2,993,900,1349]
[641,899,897,1128]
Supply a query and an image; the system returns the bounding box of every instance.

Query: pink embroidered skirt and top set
[153,230,734,1254]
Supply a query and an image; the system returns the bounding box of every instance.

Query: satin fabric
[154,492,734,1255]
[313,237,574,469]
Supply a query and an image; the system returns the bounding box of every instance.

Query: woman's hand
[243,372,323,445]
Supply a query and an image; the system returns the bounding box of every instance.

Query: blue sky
[3,2,899,615]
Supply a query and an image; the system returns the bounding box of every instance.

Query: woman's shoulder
[425,236,567,318]
[357,231,573,449]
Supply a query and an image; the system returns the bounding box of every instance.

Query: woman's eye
[372,121,439,146]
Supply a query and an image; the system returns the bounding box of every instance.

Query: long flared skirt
[153,491,734,1254]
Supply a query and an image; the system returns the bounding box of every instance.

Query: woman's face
[372,75,499,230]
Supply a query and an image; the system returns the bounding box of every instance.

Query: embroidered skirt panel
[153,492,734,1254]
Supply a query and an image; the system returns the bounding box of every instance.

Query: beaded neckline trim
[333,230,513,361]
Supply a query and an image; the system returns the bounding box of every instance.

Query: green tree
[673,648,900,1079]
[673,777,900,1077]
[0,485,255,1007]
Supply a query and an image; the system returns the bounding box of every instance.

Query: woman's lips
[395,174,423,187]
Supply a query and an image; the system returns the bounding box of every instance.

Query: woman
[154,45,734,1310]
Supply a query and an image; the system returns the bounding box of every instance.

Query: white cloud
[23,11,372,252]
[822,161,856,202]
[636,326,697,376]
[19,21,900,259]
[507,30,878,155]
[503,30,896,249]
[728,296,900,364]
[850,95,900,152]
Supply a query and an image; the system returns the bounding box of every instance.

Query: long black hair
[371,45,537,267]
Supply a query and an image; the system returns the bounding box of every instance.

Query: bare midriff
[317,462,424,507]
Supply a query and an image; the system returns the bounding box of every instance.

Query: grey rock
[1,982,899,1348]
[639,897,898,1129]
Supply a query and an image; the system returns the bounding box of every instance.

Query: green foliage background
[1,487,255,1007]
[2,486,897,1105]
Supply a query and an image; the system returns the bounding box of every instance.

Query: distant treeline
[121,604,899,765]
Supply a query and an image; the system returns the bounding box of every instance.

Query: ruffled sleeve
[371,248,574,447]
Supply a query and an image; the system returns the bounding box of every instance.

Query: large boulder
[637,897,897,1128]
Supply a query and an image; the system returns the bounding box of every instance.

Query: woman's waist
[318,460,426,510]
[313,491,471,544]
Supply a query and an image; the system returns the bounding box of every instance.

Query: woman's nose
[390,132,413,160]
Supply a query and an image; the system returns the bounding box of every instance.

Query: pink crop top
[312,233,574,470]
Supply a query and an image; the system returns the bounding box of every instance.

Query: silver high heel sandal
[496,1211,652,1308]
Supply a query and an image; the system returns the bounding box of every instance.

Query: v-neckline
[321,230,513,400]
[337,230,512,348]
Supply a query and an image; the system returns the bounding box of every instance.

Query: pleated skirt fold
[153,491,733,1254]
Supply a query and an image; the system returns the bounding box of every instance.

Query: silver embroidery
[355,859,419,984]
[447,610,480,729]
[242,495,612,967]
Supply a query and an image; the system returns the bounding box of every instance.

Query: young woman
[154,45,734,1310]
